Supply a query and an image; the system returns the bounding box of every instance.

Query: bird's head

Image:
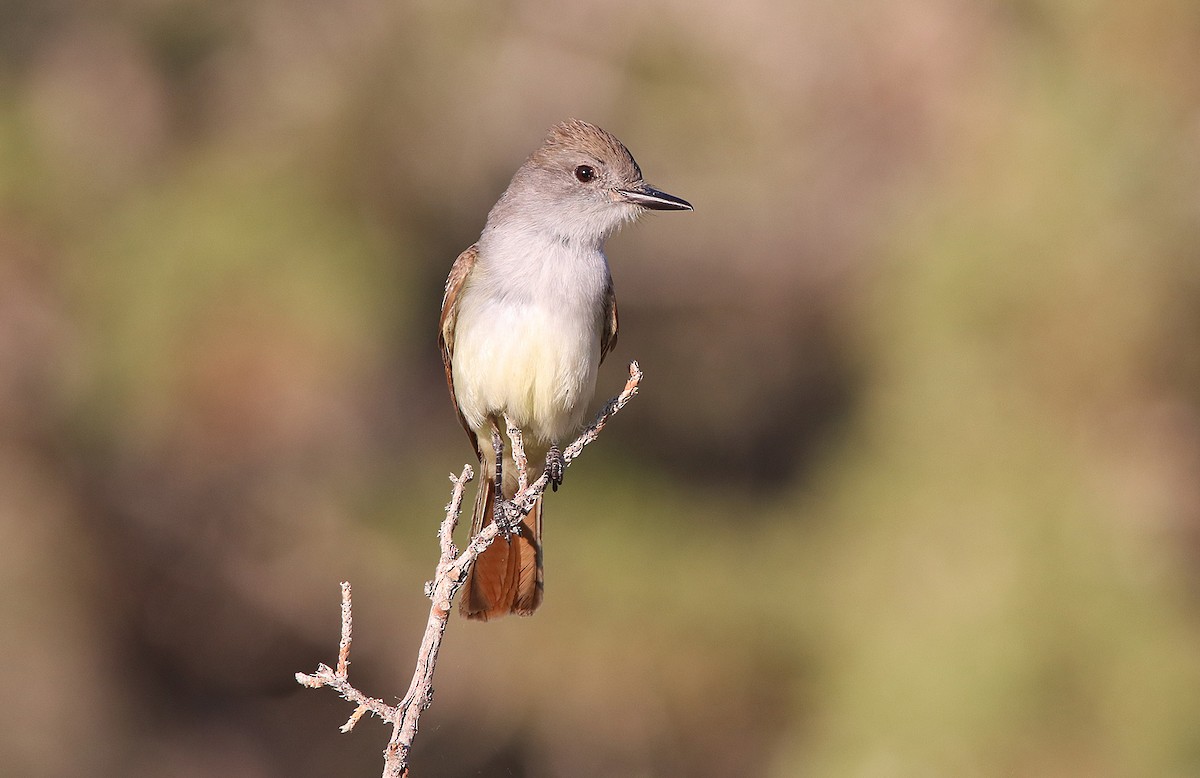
[491,119,692,245]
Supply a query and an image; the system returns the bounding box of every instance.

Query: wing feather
[600,278,619,364]
[439,244,480,455]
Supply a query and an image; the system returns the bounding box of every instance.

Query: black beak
[616,184,693,211]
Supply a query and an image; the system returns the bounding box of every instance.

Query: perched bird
[439,119,692,620]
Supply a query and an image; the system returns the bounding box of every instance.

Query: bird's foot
[546,445,565,493]
[492,497,522,541]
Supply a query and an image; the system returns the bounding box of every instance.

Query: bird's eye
[574,165,595,183]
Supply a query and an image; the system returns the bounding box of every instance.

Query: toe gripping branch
[546,444,564,492]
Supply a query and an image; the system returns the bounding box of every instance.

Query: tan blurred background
[4,1,1200,775]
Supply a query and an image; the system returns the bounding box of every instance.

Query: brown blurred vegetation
[4,1,1200,776]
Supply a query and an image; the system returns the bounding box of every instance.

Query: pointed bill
[615,184,693,211]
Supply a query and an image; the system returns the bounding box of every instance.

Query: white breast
[451,237,609,445]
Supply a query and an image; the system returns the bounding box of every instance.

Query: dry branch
[297,361,644,777]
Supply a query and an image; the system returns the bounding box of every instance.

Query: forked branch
[297,362,644,777]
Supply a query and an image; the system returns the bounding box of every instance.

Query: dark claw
[546,445,565,493]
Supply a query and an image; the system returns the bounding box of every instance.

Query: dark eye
[574,165,595,183]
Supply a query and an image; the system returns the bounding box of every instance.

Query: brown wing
[439,244,480,455]
[600,277,619,364]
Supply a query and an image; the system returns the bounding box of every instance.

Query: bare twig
[337,582,352,677]
[297,362,644,777]
[294,582,397,732]
[510,361,642,519]
[504,415,530,492]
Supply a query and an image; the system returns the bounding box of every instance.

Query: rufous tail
[459,477,543,620]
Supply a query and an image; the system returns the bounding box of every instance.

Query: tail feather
[459,477,543,620]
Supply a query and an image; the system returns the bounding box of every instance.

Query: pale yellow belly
[452,298,601,446]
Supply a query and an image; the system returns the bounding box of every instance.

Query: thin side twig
[294,582,397,732]
[297,361,644,777]
[509,361,642,518]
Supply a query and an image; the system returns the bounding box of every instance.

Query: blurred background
[3,0,1200,775]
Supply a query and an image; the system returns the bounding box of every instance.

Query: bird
[439,119,692,620]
